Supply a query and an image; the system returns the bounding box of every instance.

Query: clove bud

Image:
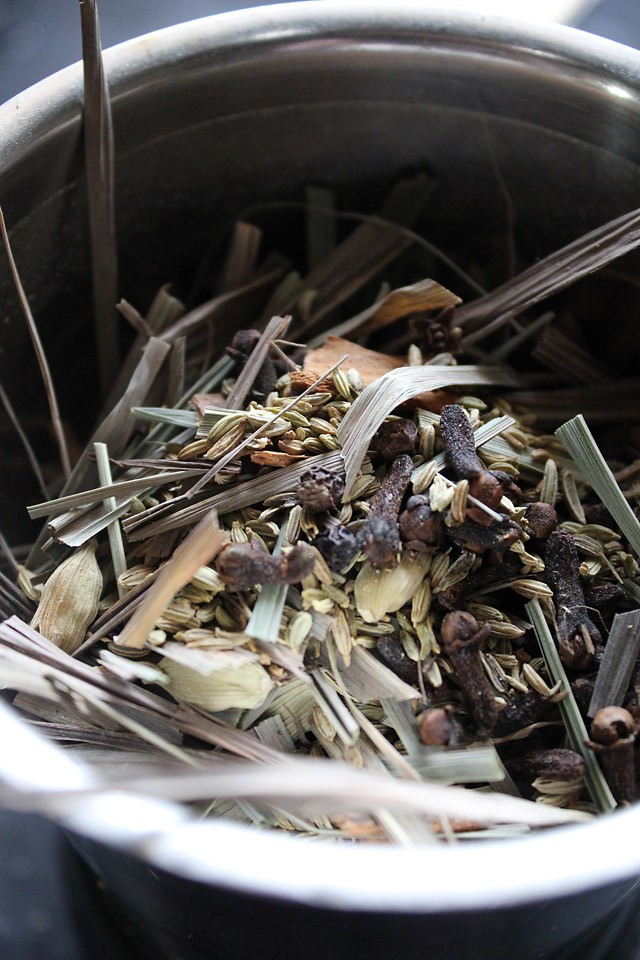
[298,466,344,513]
[399,495,443,552]
[371,418,418,462]
[586,706,638,804]
[357,454,413,568]
[439,610,498,738]
[545,529,601,670]
[215,541,315,591]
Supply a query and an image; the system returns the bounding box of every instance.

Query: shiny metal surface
[3,4,640,957]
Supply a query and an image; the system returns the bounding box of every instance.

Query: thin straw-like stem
[0,206,71,479]
[0,379,49,499]
[79,0,119,396]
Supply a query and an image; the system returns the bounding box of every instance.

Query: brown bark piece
[250,450,305,467]
[305,336,451,411]
[190,392,227,420]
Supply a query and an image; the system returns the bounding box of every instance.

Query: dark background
[2,1,640,958]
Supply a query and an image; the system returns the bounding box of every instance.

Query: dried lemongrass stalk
[0,379,49,500]
[458,204,640,345]
[526,599,615,813]
[556,414,640,558]
[339,365,516,496]
[325,277,461,341]
[79,0,119,395]
[94,442,127,592]
[28,467,199,521]
[224,314,290,410]
[115,511,226,649]
[219,220,262,293]
[122,451,344,541]
[0,206,71,479]
[31,541,102,653]
[588,611,640,717]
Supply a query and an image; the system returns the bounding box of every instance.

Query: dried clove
[439,610,498,738]
[357,454,413,568]
[446,516,522,555]
[298,466,344,513]
[411,305,463,357]
[376,635,418,684]
[584,582,626,625]
[313,520,358,572]
[500,745,585,782]
[524,501,558,542]
[494,689,551,735]
[439,403,484,479]
[570,676,596,719]
[436,553,522,610]
[215,541,315,591]
[545,529,601,670]
[439,404,521,521]
[419,705,461,747]
[586,706,638,804]
[399,494,443,552]
[371,418,418,462]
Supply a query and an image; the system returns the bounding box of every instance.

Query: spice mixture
[4,189,640,843]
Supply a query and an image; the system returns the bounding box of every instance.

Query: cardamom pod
[31,540,102,653]
[160,655,274,711]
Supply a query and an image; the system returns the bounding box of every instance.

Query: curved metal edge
[2,1,640,170]
[59,801,640,913]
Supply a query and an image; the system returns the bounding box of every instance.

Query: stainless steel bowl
[3,4,640,957]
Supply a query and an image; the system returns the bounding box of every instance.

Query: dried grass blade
[51,676,199,767]
[526,598,616,813]
[159,270,281,344]
[0,206,71,478]
[28,468,199,520]
[224,314,291,410]
[556,414,640,559]
[0,572,35,622]
[131,408,198,428]
[122,452,343,541]
[28,338,171,565]
[0,379,49,499]
[532,326,608,384]
[510,383,640,424]
[218,221,262,293]
[115,511,226,649]
[486,311,555,363]
[408,747,506,785]
[167,337,186,408]
[110,758,587,826]
[325,277,462,342]
[246,525,290,643]
[339,365,516,495]
[320,645,418,703]
[623,580,640,606]
[457,205,640,342]
[79,0,119,396]
[310,669,360,746]
[52,500,139,548]
[293,173,434,335]
[588,611,640,717]
[94,442,127,591]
